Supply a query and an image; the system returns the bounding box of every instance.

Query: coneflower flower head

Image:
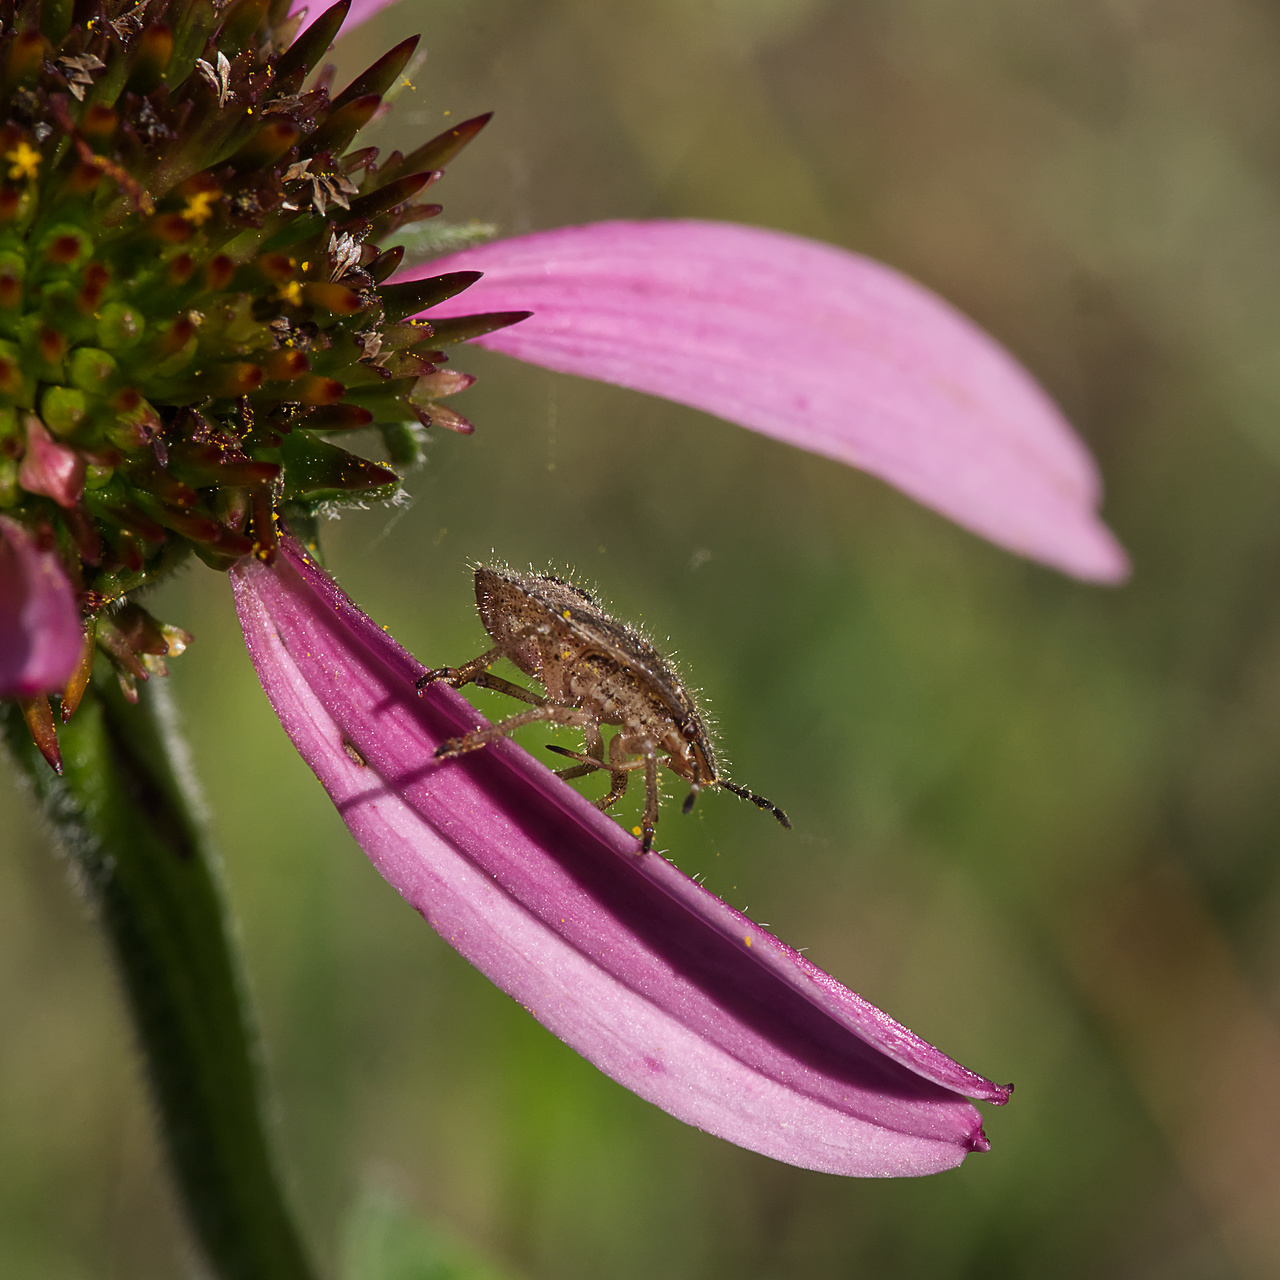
[0,0,517,760]
[1,0,1135,1198]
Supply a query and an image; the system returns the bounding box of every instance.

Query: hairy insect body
[479,570,716,774]
[418,565,789,851]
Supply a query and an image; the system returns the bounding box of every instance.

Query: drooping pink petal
[0,516,83,698]
[19,415,85,510]
[290,0,393,36]
[232,536,1010,1178]
[412,220,1127,582]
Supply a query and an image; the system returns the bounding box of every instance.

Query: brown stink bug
[416,564,791,851]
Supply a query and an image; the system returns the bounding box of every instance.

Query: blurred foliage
[341,1189,521,1280]
[5,0,1280,1276]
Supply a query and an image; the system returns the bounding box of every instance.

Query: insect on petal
[411,220,1128,583]
[232,536,1010,1178]
[0,515,82,698]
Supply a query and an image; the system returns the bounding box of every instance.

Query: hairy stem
[2,674,317,1280]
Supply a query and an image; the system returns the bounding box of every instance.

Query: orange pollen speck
[5,141,40,181]
[181,190,218,225]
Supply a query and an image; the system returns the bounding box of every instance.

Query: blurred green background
[5,0,1280,1275]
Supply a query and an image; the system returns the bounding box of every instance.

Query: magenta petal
[19,416,85,510]
[232,537,1010,1177]
[0,516,82,698]
[289,0,395,35]
[414,220,1127,582]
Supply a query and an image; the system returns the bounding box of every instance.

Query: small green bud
[40,386,88,435]
[96,303,146,350]
[106,398,162,451]
[0,250,24,312]
[84,462,115,491]
[381,420,427,468]
[37,225,94,271]
[0,339,28,404]
[37,282,91,347]
[69,347,118,392]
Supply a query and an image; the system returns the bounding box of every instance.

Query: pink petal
[19,415,85,510]
[289,0,395,35]
[232,537,1010,1178]
[413,220,1128,582]
[0,516,82,698]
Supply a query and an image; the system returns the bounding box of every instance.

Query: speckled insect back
[0,0,527,766]
[417,564,791,851]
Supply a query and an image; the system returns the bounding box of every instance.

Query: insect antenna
[718,780,792,830]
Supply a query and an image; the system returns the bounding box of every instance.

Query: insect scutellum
[416,563,791,851]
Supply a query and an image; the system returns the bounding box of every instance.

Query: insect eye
[679,720,698,741]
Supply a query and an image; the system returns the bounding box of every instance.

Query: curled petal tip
[1079,529,1131,586]
[233,536,1010,1177]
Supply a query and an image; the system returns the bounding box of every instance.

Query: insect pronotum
[416,565,791,851]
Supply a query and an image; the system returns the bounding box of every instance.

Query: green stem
[3,673,318,1280]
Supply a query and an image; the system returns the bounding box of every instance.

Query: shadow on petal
[233,537,1010,1177]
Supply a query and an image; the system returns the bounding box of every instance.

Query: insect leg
[594,773,631,812]
[639,745,661,851]
[469,671,545,706]
[546,723,608,781]
[434,703,594,759]
[544,744,599,781]
[609,734,661,849]
[592,730,644,815]
[415,647,504,693]
[547,747,649,777]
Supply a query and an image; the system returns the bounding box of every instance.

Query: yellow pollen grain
[280,281,303,306]
[744,936,752,947]
[631,826,642,837]
[6,141,41,181]
[181,190,218,225]
[562,610,571,619]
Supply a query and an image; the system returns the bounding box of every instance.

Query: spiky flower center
[0,0,516,623]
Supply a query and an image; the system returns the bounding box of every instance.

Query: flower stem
[2,675,318,1280]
